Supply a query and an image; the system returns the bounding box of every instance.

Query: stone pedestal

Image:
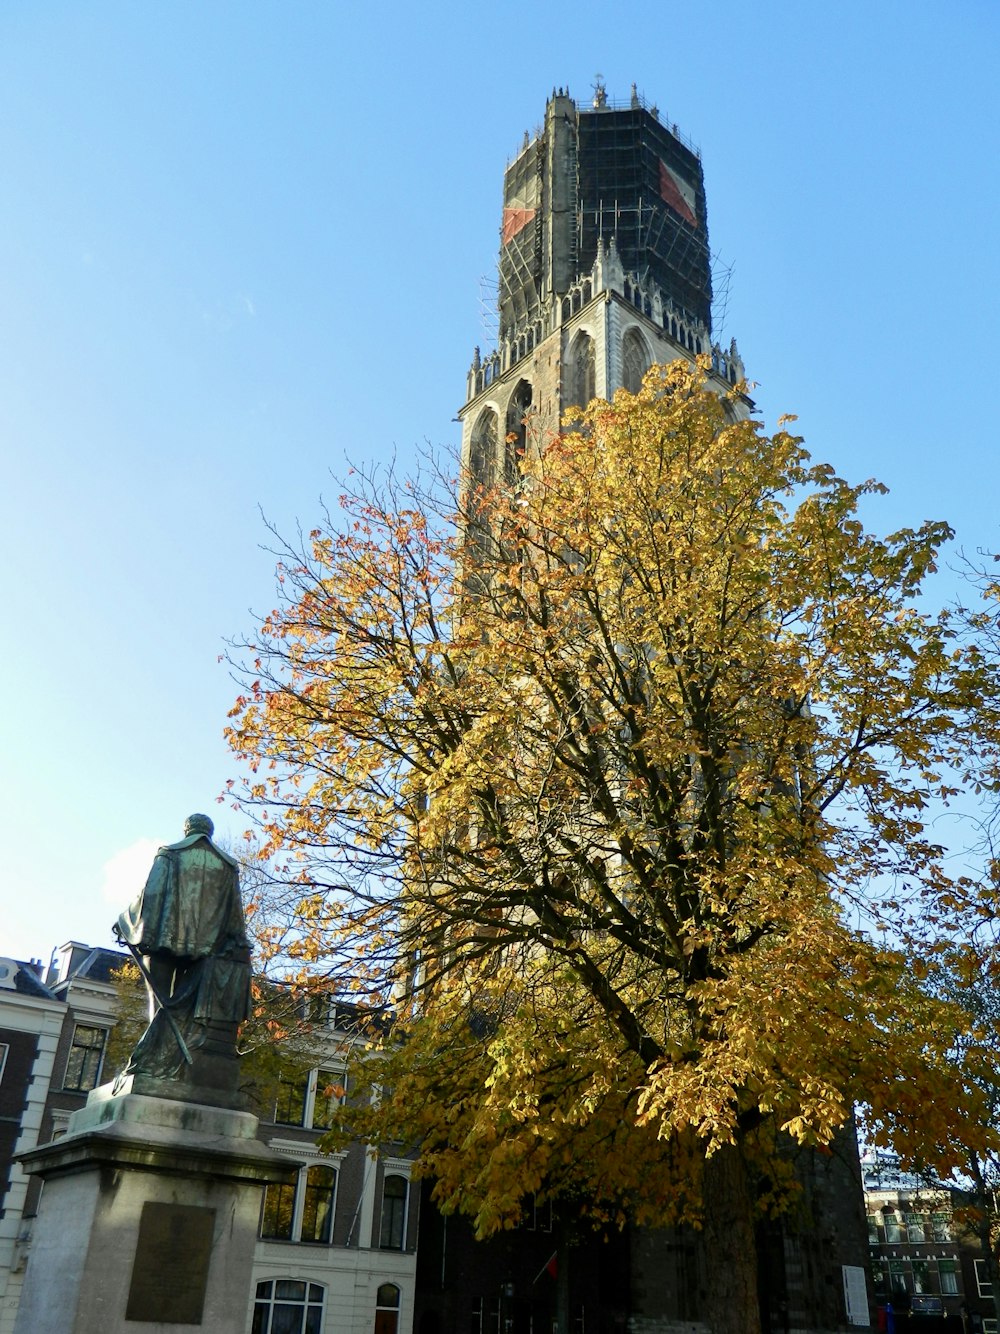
[14,1086,297,1334]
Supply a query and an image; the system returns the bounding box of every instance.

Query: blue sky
[2,2,998,964]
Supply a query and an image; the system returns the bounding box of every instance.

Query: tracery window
[470,409,499,486]
[569,331,595,410]
[505,381,532,484]
[622,328,651,394]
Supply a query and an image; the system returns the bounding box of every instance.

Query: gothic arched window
[469,409,498,487]
[569,332,595,411]
[622,328,651,394]
[505,380,532,484]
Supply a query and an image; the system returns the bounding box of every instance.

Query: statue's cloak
[117,834,251,1035]
[117,833,245,960]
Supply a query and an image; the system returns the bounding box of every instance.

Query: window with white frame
[0,1042,8,1084]
[374,1283,401,1334]
[975,1259,994,1299]
[252,1279,325,1334]
[931,1212,952,1242]
[905,1213,926,1243]
[274,1073,308,1126]
[883,1212,904,1244]
[939,1260,958,1295]
[260,1160,339,1244]
[309,1069,346,1129]
[867,1214,880,1244]
[299,1165,336,1243]
[63,1024,107,1092]
[523,1194,553,1232]
[470,1297,484,1334]
[379,1173,409,1250]
[983,1320,997,1334]
[273,1067,346,1129]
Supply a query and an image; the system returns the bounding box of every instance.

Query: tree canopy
[227,361,1000,1334]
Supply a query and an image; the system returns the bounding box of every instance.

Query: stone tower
[459,82,746,487]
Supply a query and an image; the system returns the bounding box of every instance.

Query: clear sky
[2,2,998,966]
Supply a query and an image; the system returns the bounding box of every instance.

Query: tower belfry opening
[461,86,745,486]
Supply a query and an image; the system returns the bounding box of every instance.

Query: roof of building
[861,1152,951,1195]
[10,959,59,1001]
[65,946,126,984]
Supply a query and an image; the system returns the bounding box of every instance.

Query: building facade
[248,998,419,1334]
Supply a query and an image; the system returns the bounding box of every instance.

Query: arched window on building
[375,1284,401,1334]
[469,409,499,488]
[252,1280,325,1334]
[505,380,532,484]
[622,328,651,394]
[568,331,595,412]
[380,1174,409,1249]
[300,1165,336,1244]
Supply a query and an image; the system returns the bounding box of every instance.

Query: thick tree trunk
[700,1143,762,1334]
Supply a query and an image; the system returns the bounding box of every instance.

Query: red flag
[658,159,697,227]
[533,1251,558,1284]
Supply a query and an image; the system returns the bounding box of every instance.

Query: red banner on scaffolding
[658,159,698,227]
[502,207,537,245]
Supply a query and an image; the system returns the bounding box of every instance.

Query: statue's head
[184,812,215,839]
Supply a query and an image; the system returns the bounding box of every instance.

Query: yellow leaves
[222,360,1000,1240]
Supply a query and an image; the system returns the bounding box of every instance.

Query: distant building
[862,1152,995,1334]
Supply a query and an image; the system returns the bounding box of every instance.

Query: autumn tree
[227,361,1000,1334]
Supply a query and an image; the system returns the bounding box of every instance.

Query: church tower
[459,82,746,485]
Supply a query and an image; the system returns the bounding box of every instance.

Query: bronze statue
[114,813,251,1091]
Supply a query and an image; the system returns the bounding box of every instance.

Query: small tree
[227,361,1000,1334]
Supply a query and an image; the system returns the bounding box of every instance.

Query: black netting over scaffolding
[577,108,712,331]
[499,139,544,339]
